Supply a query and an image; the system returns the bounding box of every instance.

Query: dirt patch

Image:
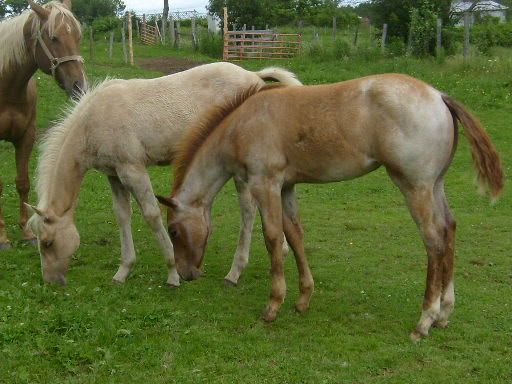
[136,56,208,75]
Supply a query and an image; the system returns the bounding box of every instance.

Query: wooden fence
[141,21,159,45]
[223,31,302,61]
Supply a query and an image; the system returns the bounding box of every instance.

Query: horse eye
[43,240,53,248]
[51,36,58,42]
[169,229,179,239]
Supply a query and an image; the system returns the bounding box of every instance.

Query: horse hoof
[23,238,38,247]
[262,308,277,323]
[112,277,126,284]
[295,302,309,314]
[166,283,180,289]
[224,278,238,287]
[433,319,449,329]
[0,242,12,251]
[409,330,427,343]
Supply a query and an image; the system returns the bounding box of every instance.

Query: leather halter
[35,29,84,78]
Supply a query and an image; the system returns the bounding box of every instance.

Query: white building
[452,1,509,25]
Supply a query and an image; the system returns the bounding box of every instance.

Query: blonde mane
[35,79,111,207]
[172,84,282,192]
[0,1,81,75]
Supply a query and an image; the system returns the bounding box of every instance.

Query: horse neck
[0,15,37,100]
[173,136,232,209]
[40,134,86,217]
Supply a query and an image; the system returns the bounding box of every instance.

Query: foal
[27,62,300,286]
[157,74,504,339]
[0,0,85,248]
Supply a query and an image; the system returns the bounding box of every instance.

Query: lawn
[0,40,511,383]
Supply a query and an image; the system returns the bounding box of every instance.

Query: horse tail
[442,94,504,201]
[254,67,303,86]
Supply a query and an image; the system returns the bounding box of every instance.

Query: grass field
[0,41,511,383]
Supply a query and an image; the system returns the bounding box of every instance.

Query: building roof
[452,1,508,13]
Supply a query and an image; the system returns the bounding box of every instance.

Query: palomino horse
[27,62,300,286]
[157,74,504,339]
[0,0,85,249]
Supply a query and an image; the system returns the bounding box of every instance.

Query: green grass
[0,42,511,383]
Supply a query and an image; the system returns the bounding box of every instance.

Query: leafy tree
[365,0,451,41]
[207,0,359,28]
[0,0,125,21]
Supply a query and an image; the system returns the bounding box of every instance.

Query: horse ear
[62,0,72,10]
[28,0,50,20]
[25,203,44,217]
[24,203,54,224]
[156,195,182,210]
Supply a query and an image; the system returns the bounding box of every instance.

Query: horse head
[27,204,80,285]
[26,1,86,99]
[156,195,211,281]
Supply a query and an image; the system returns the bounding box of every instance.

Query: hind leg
[0,177,11,250]
[389,173,452,340]
[434,183,456,328]
[282,186,314,313]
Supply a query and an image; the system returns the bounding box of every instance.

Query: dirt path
[136,56,208,75]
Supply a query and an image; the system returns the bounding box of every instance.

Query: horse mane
[172,83,283,192]
[35,78,112,207]
[0,1,81,75]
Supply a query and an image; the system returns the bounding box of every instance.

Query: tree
[367,0,451,41]
[0,0,125,20]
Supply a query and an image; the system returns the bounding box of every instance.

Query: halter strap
[36,30,84,78]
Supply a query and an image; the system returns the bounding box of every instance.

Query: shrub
[333,39,351,59]
[91,16,122,34]
[199,32,223,58]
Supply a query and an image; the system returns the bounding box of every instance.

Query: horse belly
[287,150,380,183]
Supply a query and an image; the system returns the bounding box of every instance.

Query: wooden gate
[141,23,159,45]
[223,31,302,61]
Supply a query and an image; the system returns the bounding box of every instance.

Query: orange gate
[223,31,302,61]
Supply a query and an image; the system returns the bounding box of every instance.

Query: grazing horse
[156,74,504,339]
[0,0,85,249]
[27,62,301,286]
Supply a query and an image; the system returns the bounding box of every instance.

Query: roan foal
[157,74,504,340]
[0,0,85,249]
[27,62,300,286]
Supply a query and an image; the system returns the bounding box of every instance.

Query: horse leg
[282,186,314,313]
[0,177,11,249]
[433,183,456,329]
[224,177,257,285]
[250,177,286,322]
[108,176,137,283]
[117,165,180,287]
[14,128,36,242]
[394,180,450,340]
[225,177,290,286]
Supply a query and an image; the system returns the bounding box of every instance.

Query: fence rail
[223,31,302,61]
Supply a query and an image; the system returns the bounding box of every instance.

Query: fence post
[108,31,114,59]
[332,16,337,40]
[223,6,228,61]
[142,14,146,41]
[89,27,93,61]
[175,19,181,48]
[353,22,359,46]
[135,19,140,39]
[121,20,127,63]
[463,11,470,60]
[192,14,198,50]
[381,23,387,54]
[169,15,175,47]
[127,11,134,65]
[162,2,169,45]
[436,17,442,58]
[406,25,413,56]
